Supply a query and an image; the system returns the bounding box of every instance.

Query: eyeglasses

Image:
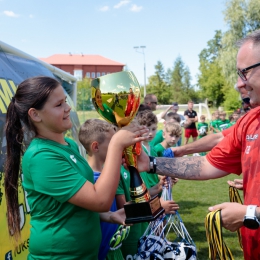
[151,101,158,105]
[237,62,260,81]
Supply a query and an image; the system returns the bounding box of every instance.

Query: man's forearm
[155,157,203,179]
[154,156,228,180]
[178,132,224,155]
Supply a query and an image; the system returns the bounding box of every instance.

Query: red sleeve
[206,122,242,174]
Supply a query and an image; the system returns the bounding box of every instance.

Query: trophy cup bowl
[91,71,164,224]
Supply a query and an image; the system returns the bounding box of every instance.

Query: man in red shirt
[139,29,260,260]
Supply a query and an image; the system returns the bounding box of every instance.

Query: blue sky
[1,0,227,86]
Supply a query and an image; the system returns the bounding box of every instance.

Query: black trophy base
[124,194,165,224]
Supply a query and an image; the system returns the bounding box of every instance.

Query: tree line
[145,0,260,111]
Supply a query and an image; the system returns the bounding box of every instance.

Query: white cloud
[3,11,19,17]
[29,14,34,18]
[130,4,142,12]
[114,0,130,9]
[99,5,109,12]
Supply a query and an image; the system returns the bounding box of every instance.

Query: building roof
[39,54,125,66]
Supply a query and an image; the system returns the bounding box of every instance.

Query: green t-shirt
[197,122,209,138]
[149,130,163,146]
[228,121,236,127]
[210,119,221,133]
[142,144,159,188]
[22,138,101,260]
[116,166,146,258]
[98,103,117,124]
[154,143,165,157]
[216,119,230,131]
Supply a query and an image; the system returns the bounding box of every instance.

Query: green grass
[172,176,244,259]
[77,110,244,259]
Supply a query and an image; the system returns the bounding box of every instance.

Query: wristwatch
[243,205,260,229]
[148,156,157,173]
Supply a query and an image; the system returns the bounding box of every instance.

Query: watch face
[244,218,259,230]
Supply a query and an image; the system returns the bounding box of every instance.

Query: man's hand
[208,202,246,232]
[171,147,185,157]
[227,179,243,190]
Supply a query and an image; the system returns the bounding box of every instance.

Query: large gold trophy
[91,71,164,224]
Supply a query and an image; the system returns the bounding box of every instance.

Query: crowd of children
[209,109,241,134]
[78,111,180,259]
[76,105,244,259]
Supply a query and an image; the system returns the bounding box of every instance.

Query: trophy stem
[128,166,150,203]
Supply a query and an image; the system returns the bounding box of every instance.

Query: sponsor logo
[5,251,12,260]
[123,172,128,180]
[70,155,77,163]
[246,134,258,141]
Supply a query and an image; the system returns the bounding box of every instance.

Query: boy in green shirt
[79,119,126,260]
[150,112,181,147]
[136,110,179,212]
[210,110,221,133]
[216,111,230,131]
[154,122,182,157]
[197,115,209,139]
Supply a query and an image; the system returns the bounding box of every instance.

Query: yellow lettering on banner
[0,172,30,259]
[8,80,18,93]
[0,79,17,114]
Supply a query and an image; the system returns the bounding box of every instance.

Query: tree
[197,30,228,107]
[146,61,172,104]
[77,77,92,111]
[219,0,260,85]
[217,0,260,110]
[168,56,195,103]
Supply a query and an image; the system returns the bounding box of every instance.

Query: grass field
[77,110,244,260]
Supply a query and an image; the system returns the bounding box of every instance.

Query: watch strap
[246,205,257,217]
[148,156,156,173]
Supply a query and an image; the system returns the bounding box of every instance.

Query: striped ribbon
[205,210,234,260]
[229,186,243,250]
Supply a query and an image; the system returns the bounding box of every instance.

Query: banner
[0,48,80,259]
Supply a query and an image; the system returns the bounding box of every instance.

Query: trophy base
[124,195,165,224]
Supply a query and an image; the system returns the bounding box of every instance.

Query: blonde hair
[79,119,116,153]
[164,122,182,137]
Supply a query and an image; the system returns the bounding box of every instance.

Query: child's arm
[160,198,179,214]
[148,176,165,196]
[68,124,148,212]
[116,194,127,209]
[99,208,126,224]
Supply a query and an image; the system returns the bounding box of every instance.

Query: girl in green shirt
[4,76,149,260]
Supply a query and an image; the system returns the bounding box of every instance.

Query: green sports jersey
[116,166,145,258]
[210,119,221,133]
[154,143,165,157]
[149,129,163,146]
[216,119,230,131]
[22,138,101,260]
[142,144,159,188]
[197,122,209,138]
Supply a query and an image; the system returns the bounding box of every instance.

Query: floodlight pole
[134,46,146,97]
